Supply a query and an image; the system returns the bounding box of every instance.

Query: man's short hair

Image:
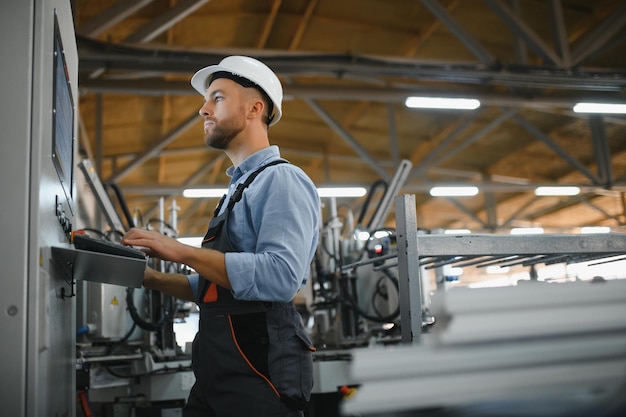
[208,71,274,126]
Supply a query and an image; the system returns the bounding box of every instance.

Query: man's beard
[204,112,245,150]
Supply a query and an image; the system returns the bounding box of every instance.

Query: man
[122,56,320,417]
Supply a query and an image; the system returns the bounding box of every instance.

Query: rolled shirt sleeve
[186,273,200,301]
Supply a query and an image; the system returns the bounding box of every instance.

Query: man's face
[199,78,246,150]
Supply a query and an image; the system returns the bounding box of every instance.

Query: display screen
[52,15,75,209]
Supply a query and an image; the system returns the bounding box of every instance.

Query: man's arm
[122,228,233,291]
[143,266,196,302]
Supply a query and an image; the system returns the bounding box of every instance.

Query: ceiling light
[580,226,610,234]
[183,188,228,198]
[444,229,472,234]
[316,187,367,197]
[486,265,510,274]
[534,186,580,196]
[430,186,479,197]
[177,236,203,247]
[510,227,544,235]
[183,186,368,198]
[405,96,480,110]
[573,102,626,114]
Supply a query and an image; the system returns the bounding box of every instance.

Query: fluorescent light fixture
[183,188,228,198]
[486,265,510,274]
[510,227,544,235]
[316,187,367,198]
[405,96,480,110]
[573,102,626,114]
[534,186,580,196]
[430,186,479,197]
[184,186,367,199]
[580,226,610,234]
[446,266,464,276]
[444,229,472,234]
[177,236,204,247]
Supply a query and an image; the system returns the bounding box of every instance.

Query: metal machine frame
[391,193,626,344]
[340,194,626,416]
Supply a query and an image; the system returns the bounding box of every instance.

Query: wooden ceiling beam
[123,0,211,43]
[76,0,154,37]
[257,0,282,49]
[289,0,318,50]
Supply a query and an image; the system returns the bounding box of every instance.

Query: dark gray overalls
[184,161,315,417]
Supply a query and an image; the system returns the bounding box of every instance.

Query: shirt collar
[226,145,281,181]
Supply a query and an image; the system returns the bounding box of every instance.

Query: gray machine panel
[0,1,78,416]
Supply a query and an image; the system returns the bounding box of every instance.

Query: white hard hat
[191,56,283,126]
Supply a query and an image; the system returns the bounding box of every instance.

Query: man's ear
[247,97,265,122]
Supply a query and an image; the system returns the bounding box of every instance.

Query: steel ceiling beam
[108,111,199,183]
[575,195,625,225]
[509,0,528,65]
[514,192,592,222]
[75,37,626,91]
[482,173,498,229]
[411,109,484,180]
[500,195,540,228]
[444,197,488,228]
[548,0,571,67]
[420,0,496,64]
[484,0,563,67]
[141,153,227,223]
[303,98,390,181]
[387,104,401,167]
[512,114,600,184]
[78,65,626,93]
[429,107,518,168]
[589,115,613,187]
[77,78,626,109]
[570,1,626,66]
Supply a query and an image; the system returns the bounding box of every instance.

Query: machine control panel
[55,194,72,240]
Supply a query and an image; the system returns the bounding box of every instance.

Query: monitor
[51,14,75,211]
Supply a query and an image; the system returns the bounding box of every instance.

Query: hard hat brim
[190,64,226,96]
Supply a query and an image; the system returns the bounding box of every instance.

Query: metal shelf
[391,194,626,344]
[341,194,626,417]
[51,246,146,288]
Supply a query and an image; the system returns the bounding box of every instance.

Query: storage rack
[390,194,626,344]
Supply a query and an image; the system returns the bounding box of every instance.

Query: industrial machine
[0,0,415,410]
[73,158,195,417]
[311,159,415,351]
[1,1,79,416]
[73,157,416,416]
[3,3,623,416]
[0,3,194,415]
[340,195,626,417]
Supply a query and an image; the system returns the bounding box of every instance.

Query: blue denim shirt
[187,146,320,302]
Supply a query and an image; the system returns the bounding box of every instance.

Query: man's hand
[122,227,184,262]
[124,227,231,291]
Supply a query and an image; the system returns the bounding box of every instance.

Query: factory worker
[122,55,320,417]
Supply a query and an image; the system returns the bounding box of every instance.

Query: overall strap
[213,159,288,216]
